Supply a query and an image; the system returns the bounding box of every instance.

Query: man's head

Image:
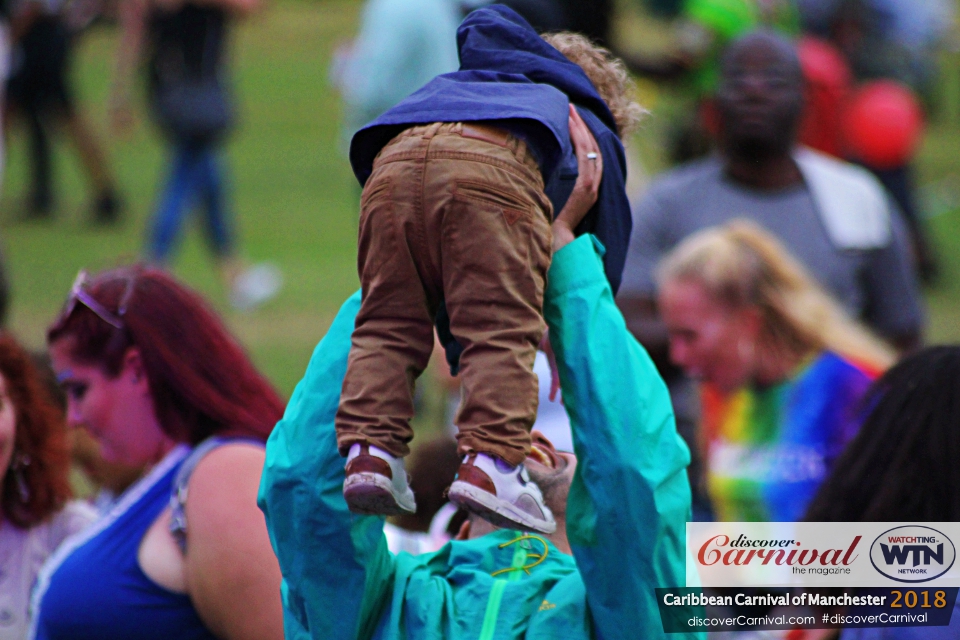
[459,430,578,553]
[524,430,575,524]
[717,31,804,159]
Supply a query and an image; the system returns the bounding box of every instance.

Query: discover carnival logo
[697,534,861,573]
[869,526,956,583]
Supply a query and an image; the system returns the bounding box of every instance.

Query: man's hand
[553,105,602,252]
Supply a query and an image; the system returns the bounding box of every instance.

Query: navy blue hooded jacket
[350,5,632,371]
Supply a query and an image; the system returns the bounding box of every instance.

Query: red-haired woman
[0,334,97,640]
[32,266,285,640]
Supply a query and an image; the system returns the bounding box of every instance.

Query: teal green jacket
[258,235,696,640]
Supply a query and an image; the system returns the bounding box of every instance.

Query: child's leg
[425,125,556,533]
[435,128,553,468]
[335,139,440,461]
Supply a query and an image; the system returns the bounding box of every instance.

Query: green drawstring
[490,534,549,578]
[479,534,550,640]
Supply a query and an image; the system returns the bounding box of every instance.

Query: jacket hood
[456,5,618,134]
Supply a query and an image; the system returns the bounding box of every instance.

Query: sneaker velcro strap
[346,453,393,479]
[456,462,498,496]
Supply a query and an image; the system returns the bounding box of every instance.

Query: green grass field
[2,0,959,401]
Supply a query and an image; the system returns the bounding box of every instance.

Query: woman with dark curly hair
[0,334,97,640]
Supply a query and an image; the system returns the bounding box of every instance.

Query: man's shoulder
[794,147,893,249]
[794,147,885,191]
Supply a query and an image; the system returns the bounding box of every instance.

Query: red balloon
[842,80,924,169]
[798,36,852,157]
[799,36,852,90]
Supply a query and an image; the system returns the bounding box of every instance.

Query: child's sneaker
[448,453,556,534]
[344,444,417,515]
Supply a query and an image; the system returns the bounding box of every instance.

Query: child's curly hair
[542,32,646,140]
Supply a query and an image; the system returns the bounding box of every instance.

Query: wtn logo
[871,526,956,583]
[880,542,944,567]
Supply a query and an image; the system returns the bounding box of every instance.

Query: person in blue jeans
[148,141,231,263]
[112,0,280,310]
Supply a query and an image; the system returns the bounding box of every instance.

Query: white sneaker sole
[448,480,556,534]
[344,472,416,516]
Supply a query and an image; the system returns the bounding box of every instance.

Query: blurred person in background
[112,0,281,311]
[27,346,146,513]
[5,0,121,223]
[796,0,950,282]
[658,221,893,522]
[332,0,460,153]
[625,0,800,163]
[798,0,954,96]
[622,30,923,353]
[0,334,97,640]
[805,345,960,638]
[617,29,921,519]
[31,265,285,640]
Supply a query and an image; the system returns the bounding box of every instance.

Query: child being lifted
[337,5,642,533]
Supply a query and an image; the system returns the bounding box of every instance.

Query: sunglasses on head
[61,270,135,329]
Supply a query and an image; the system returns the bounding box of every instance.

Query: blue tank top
[29,445,217,640]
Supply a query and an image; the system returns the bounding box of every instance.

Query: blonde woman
[657,220,894,522]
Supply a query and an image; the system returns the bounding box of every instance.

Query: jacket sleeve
[543,235,695,640]
[258,292,394,640]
